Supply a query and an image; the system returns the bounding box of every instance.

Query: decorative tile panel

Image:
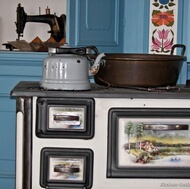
[149,0,178,54]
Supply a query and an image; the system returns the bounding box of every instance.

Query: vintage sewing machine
[15,3,66,42]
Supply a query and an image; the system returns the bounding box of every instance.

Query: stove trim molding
[16,97,33,189]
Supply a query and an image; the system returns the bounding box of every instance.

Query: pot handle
[170,44,186,56]
[52,47,86,55]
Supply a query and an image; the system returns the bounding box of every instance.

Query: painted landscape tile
[118,118,190,167]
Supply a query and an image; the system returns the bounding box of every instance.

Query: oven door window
[40,147,93,189]
[49,106,86,131]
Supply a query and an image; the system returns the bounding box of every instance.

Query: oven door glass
[49,106,86,131]
[40,147,93,189]
[36,98,95,139]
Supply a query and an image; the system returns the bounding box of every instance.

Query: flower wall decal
[151,29,174,53]
[153,0,176,9]
[151,10,174,27]
[149,0,178,54]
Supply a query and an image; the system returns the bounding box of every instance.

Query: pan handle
[85,46,99,55]
[170,44,186,56]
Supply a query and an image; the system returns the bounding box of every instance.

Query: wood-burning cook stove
[11,81,190,189]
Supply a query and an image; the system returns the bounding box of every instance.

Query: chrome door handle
[143,124,189,130]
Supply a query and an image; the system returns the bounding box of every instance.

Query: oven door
[107,108,190,178]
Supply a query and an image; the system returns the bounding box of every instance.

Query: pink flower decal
[151,10,174,27]
[151,29,174,53]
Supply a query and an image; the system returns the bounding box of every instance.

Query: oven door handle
[54,165,80,173]
[143,124,189,130]
[53,114,81,125]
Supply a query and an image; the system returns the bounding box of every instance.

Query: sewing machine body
[15,4,66,42]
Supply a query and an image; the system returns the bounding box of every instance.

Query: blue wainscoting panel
[66,0,125,53]
[0,51,47,189]
[0,97,15,189]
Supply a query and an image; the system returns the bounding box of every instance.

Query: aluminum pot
[94,44,186,87]
[40,45,105,90]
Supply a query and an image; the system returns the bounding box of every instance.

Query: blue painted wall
[0,51,47,188]
[180,0,190,82]
[123,0,150,53]
[66,0,125,53]
[67,0,190,84]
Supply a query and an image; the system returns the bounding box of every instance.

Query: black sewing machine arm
[15,3,66,42]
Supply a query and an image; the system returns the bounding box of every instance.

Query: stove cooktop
[10,81,190,99]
